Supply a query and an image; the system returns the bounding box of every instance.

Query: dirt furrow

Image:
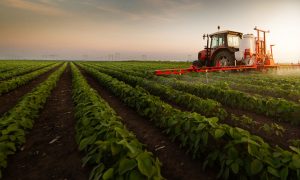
[3,65,89,180]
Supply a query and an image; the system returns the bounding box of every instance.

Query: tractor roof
[209,30,243,37]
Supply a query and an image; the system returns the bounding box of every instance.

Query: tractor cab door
[210,34,225,49]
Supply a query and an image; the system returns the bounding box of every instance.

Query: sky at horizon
[0,0,299,62]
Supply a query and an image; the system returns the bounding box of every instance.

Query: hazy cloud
[91,0,202,22]
[1,0,70,16]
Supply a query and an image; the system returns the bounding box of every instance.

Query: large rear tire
[212,50,235,67]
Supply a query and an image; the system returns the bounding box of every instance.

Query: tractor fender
[198,49,209,61]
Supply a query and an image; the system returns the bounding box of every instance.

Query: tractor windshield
[211,34,225,48]
[227,34,240,48]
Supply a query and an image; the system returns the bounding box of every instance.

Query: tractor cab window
[227,34,240,48]
[211,34,225,48]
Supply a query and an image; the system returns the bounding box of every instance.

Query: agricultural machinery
[155,26,299,75]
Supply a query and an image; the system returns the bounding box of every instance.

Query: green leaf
[248,144,259,156]
[82,117,90,126]
[251,159,263,175]
[79,135,97,150]
[267,166,280,177]
[184,121,191,132]
[19,117,33,129]
[129,170,145,180]
[117,140,137,155]
[280,167,289,180]
[289,146,300,155]
[230,162,239,174]
[228,147,238,159]
[2,124,18,135]
[208,117,219,127]
[9,135,16,141]
[291,155,300,168]
[119,158,137,175]
[136,152,155,178]
[103,168,114,180]
[214,129,225,139]
[115,127,129,138]
[89,163,105,180]
[202,132,208,145]
[111,143,121,156]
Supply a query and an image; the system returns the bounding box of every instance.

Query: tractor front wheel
[192,60,203,68]
[212,51,235,67]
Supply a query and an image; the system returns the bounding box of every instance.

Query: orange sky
[0,0,299,62]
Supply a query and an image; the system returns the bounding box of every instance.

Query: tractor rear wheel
[212,50,235,67]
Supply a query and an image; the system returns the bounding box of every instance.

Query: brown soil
[80,68,216,180]
[3,65,89,180]
[0,64,61,116]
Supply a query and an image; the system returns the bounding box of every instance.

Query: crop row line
[0,63,67,178]
[71,63,163,180]
[0,63,61,95]
[0,63,55,81]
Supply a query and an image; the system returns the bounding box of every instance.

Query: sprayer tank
[235,34,255,61]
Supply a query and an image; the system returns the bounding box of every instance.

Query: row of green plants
[93,61,191,71]
[231,114,286,137]
[0,63,60,95]
[0,61,35,75]
[152,76,300,124]
[91,63,153,78]
[70,63,163,180]
[86,64,296,147]
[0,63,54,81]
[186,73,300,103]
[82,63,227,120]
[228,82,300,103]
[199,72,300,91]
[0,67,15,74]
[0,63,66,178]
[89,61,190,78]
[79,63,300,180]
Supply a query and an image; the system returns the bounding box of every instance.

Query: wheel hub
[218,56,229,67]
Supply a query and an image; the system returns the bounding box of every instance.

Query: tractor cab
[210,31,242,50]
[195,30,243,67]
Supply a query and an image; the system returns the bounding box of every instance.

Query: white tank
[235,34,255,62]
[239,34,255,53]
[235,51,243,61]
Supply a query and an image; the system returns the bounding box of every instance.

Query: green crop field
[0,60,300,179]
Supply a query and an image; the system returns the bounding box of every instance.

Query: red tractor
[194,30,242,67]
[193,26,275,68]
[155,27,280,76]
